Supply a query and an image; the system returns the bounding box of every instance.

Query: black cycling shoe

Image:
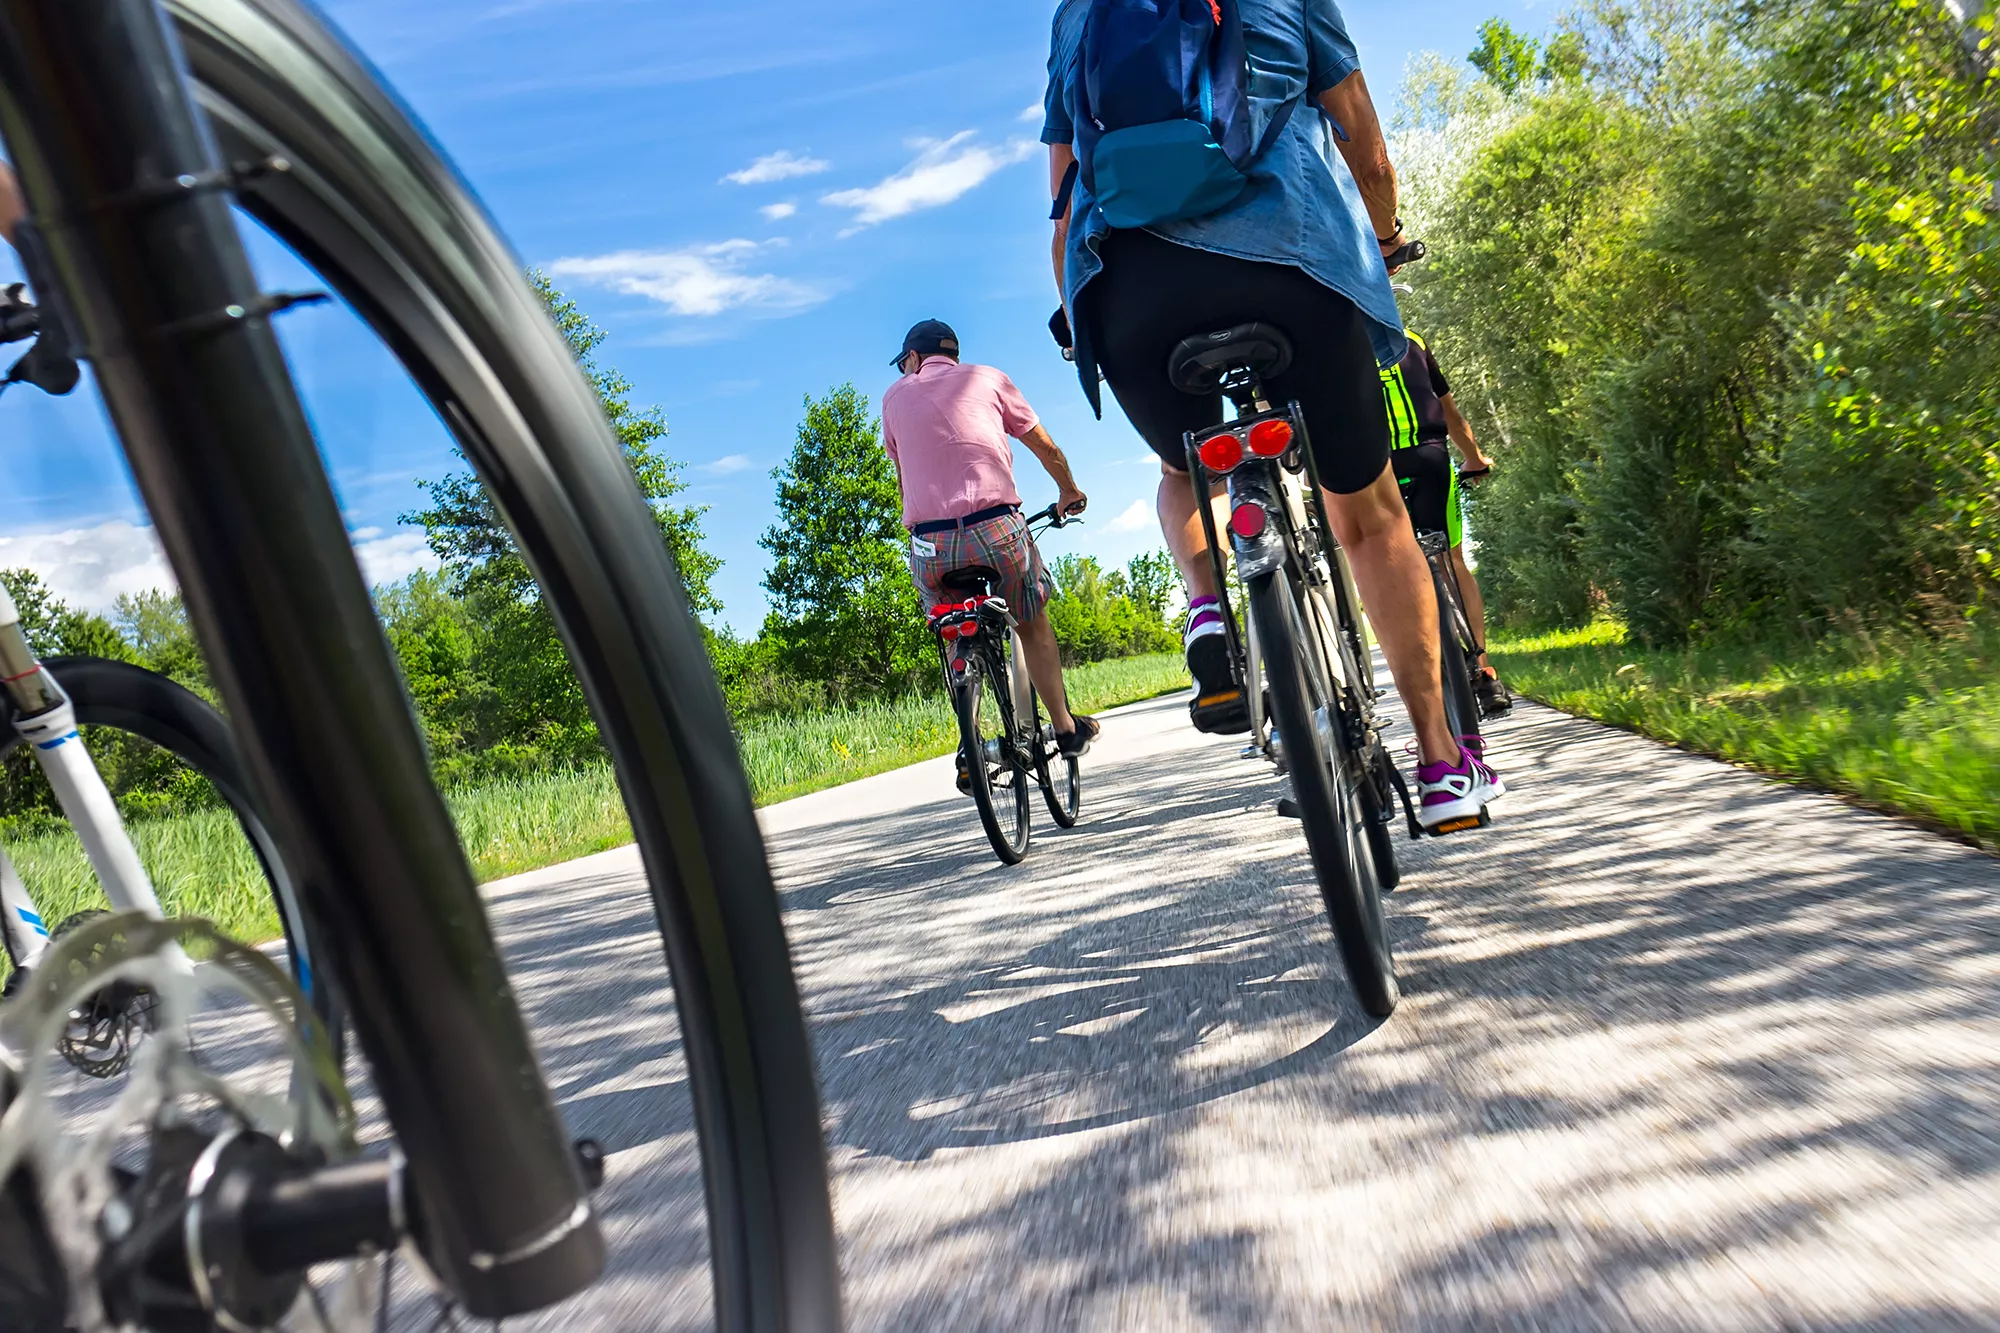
[1474,670,1514,718]
[1056,714,1100,757]
[1186,631,1250,735]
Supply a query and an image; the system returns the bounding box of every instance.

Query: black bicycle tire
[1299,580,1396,892]
[1248,570,1397,1017]
[1362,741,1402,893]
[958,657,1030,865]
[1432,561,1482,749]
[1047,753,1081,829]
[0,656,338,1042]
[157,2,841,1326]
[1026,687,1081,829]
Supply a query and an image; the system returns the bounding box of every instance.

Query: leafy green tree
[406,272,719,617]
[1045,553,1177,665]
[0,569,129,660]
[1407,0,1998,640]
[759,385,928,696]
[0,572,221,827]
[399,274,723,773]
[1468,18,1541,92]
[113,590,206,695]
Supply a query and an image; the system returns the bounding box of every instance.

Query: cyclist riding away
[1381,329,1513,716]
[1041,0,1502,830]
[883,318,1101,765]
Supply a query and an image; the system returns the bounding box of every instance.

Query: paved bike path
[472,683,2000,1331]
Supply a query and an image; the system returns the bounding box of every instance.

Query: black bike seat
[940,566,1004,596]
[1166,322,1294,394]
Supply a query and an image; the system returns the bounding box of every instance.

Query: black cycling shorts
[1391,442,1463,546]
[1082,228,1392,495]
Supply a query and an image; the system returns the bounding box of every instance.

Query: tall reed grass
[0,652,1190,964]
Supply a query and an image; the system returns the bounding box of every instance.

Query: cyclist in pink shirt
[884,319,1100,757]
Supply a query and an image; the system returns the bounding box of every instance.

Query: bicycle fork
[0,584,177,974]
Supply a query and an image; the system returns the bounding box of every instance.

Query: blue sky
[0,0,1544,635]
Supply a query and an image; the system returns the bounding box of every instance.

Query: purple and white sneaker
[1455,735,1505,796]
[1416,743,1505,833]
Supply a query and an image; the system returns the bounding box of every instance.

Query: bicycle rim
[157,2,840,1325]
[959,660,1030,864]
[1248,569,1397,1017]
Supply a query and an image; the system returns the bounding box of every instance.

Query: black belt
[910,503,1019,538]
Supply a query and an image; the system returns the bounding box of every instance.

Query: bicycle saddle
[940,566,1004,596]
[1167,322,1294,394]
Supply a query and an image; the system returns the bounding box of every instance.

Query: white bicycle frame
[0,583,170,975]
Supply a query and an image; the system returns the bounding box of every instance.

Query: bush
[1402,0,1998,643]
[1045,552,1178,665]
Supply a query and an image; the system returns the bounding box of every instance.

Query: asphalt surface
[479,684,2000,1330]
[42,683,2000,1329]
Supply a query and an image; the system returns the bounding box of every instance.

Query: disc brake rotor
[0,913,387,1331]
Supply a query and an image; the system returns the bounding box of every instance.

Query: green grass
[0,651,1190,963]
[1488,619,2000,849]
[738,649,1189,804]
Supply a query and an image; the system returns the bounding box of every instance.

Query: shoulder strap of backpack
[1254,89,1304,160]
[1051,159,1080,221]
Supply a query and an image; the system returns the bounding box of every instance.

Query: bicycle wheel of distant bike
[114,2,840,1326]
[957,657,1032,865]
[1248,568,1398,1017]
[1027,687,1081,829]
[1430,556,1483,753]
[0,656,338,1068]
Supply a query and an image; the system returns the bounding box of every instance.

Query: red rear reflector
[1198,432,1244,473]
[1247,418,1292,456]
[1229,502,1268,539]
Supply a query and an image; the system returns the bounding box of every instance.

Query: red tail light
[1198,431,1245,473]
[1247,418,1292,457]
[1229,501,1268,539]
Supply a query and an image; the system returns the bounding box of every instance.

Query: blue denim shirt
[1043,0,1406,410]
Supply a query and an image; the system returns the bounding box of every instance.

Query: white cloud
[547,241,824,318]
[0,520,173,611]
[821,133,1037,229]
[699,454,755,476]
[723,150,830,185]
[1019,100,1045,123]
[351,528,441,588]
[1104,499,1154,534]
[759,201,799,221]
[0,520,438,610]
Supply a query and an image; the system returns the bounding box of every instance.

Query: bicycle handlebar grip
[1048,305,1074,351]
[1384,238,1428,269]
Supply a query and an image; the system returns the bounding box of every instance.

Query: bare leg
[1323,463,1458,766]
[1156,463,1227,601]
[0,163,24,247]
[1016,611,1076,734]
[1451,545,1492,674]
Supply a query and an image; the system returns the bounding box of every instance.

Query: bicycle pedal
[1189,688,1250,736]
[1427,814,1484,836]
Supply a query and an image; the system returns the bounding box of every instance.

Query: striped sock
[1185,596,1225,644]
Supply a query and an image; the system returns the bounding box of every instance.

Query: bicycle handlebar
[1026,500,1085,532]
[1,286,41,345]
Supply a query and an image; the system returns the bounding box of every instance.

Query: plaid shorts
[907,510,1054,624]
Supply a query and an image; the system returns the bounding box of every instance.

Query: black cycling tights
[1084,228,1392,495]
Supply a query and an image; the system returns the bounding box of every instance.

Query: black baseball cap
[893,319,960,367]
